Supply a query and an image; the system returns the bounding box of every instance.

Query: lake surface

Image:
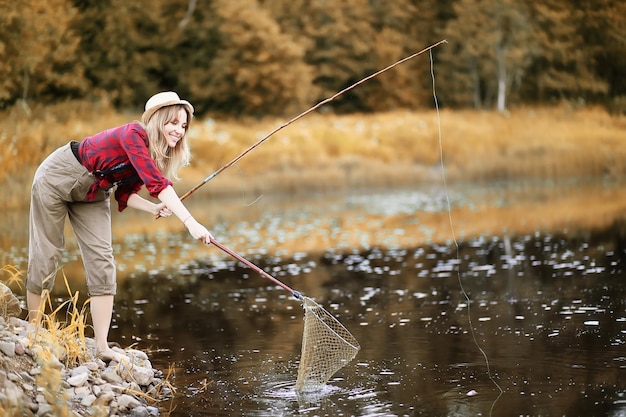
[3,178,626,416]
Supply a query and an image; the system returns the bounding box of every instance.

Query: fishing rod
[209,237,301,299]
[169,39,447,208]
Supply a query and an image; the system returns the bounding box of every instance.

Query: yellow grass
[30,277,91,367]
[0,267,176,415]
[1,102,625,208]
[0,265,22,289]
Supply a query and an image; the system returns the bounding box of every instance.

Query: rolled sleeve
[114,181,143,212]
[121,124,173,200]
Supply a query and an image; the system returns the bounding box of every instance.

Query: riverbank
[1,105,625,209]
[0,276,170,416]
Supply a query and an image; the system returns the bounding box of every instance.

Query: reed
[29,275,91,367]
[1,103,625,209]
[178,105,626,200]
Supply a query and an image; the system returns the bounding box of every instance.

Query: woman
[26,91,213,362]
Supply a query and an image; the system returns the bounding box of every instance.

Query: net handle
[209,238,302,299]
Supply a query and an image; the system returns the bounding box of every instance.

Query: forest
[1,0,625,117]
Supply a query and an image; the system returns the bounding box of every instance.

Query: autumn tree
[180,0,314,117]
[0,0,87,109]
[264,0,379,113]
[156,0,221,114]
[1,0,624,114]
[363,0,440,110]
[522,0,609,104]
[438,0,537,110]
[72,0,169,109]
[572,0,626,110]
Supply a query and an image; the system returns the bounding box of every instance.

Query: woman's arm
[126,193,171,217]
[157,185,214,244]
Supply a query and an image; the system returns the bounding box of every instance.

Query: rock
[131,405,151,417]
[128,381,142,393]
[67,373,89,389]
[97,392,115,405]
[0,287,169,416]
[82,361,100,372]
[3,381,23,406]
[0,341,16,357]
[118,393,142,410]
[48,355,64,370]
[19,371,35,383]
[36,403,52,416]
[74,386,91,397]
[119,362,154,386]
[102,368,124,384]
[8,316,26,329]
[0,282,22,320]
[80,393,97,407]
[127,349,149,361]
[69,365,90,377]
[25,399,38,412]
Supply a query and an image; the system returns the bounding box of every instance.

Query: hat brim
[141,99,194,124]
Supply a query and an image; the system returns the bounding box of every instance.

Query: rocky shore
[0,283,168,416]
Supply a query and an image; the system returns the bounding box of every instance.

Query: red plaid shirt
[78,122,173,211]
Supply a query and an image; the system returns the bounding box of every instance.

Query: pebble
[0,285,169,415]
[466,389,478,396]
[0,341,15,357]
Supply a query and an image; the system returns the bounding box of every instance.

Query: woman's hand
[184,217,214,244]
[154,202,172,218]
[156,186,213,243]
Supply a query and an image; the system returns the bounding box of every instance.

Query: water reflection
[109,220,626,415]
[3,179,626,415]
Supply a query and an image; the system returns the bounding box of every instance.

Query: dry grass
[0,266,176,416]
[1,103,625,208]
[0,265,22,286]
[183,105,626,192]
[30,276,91,367]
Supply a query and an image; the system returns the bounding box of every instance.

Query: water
[4,178,626,416]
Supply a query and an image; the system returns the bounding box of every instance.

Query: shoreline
[0,283,169,416]
[2,106,625,210]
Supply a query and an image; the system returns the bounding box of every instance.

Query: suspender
[93,163,140,189]
[93,163,130,177]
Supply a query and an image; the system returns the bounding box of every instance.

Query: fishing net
[207,239,360,393]
[295,296,361,392]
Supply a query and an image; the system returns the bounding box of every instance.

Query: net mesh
[295,296,360,392]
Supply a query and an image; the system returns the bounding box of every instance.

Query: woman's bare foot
[97,347,127,363]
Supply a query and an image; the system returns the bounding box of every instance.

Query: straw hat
[141,91,194,124]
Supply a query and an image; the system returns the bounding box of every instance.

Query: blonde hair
[142,104,192,180]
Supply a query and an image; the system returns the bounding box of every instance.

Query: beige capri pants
[27,142,117,296]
